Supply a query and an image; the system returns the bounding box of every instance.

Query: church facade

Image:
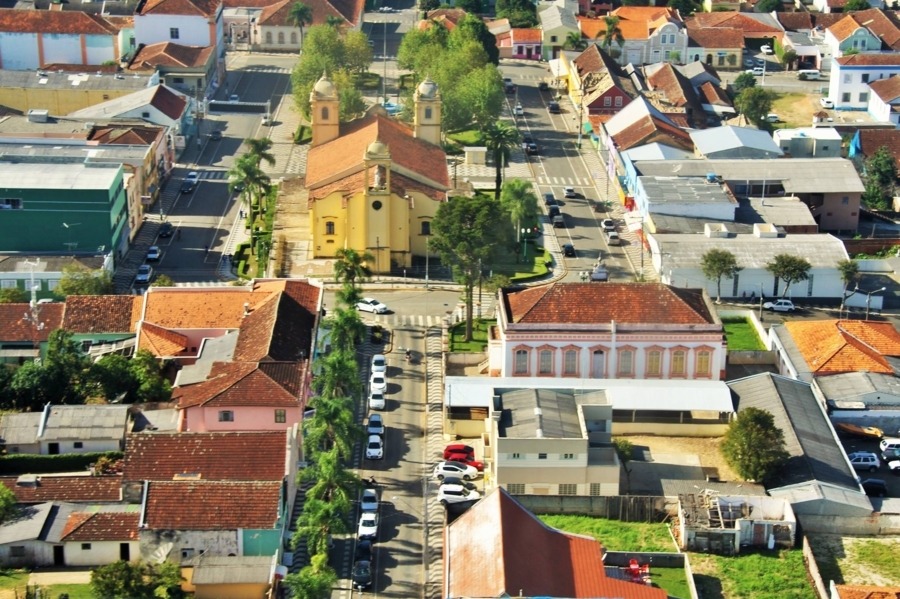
[305,74,450,273]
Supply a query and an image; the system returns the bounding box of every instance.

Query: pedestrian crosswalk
[243,65,292,74]
[196,170,229,181]
[367,313,448,328]
[536,176,595,187]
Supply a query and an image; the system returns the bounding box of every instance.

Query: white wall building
[829,53,900,110]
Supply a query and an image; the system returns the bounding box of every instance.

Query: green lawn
[0,569,29,590]
[447,129,482,147]
[690,550,816,599]
[449,320,494,353]
[42,583,94,598]
[492,241,550,282]
[538,514,675,552]
[722,317,765,351]
[652,566,692,599]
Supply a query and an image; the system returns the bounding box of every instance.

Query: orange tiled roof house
[305,73,450,274]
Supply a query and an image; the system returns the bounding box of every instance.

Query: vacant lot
[690,550,816,599]
[807,535,900,587]
[623,435,740,483]
[723,317,765,351]
[770,92,819,129]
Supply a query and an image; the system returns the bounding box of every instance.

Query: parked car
[563,186,578,198]
[525,142,540,155]
[228,94,240,102]
[433,461,479,480]
[820,98,834,109]
[837,422,884,439]
[180,171,200,193]
[209,130,222,141]
[743,57,756,68]
[382,101,402,115]
[860,478,888,497]
[513,103,524,116]
[563,243,576,257]
[879,438,900,452]
[370,372,387,394]
[848,451,881,473]
[552,214,565,228]
[135,265,153,285]
[446,453,484,471]
[538,81,550,91]
[357,512,379,539]
[440,476,478,491]
[601,219,616,232]
[548,101,561,114]
[438,484,482,505]
[760,44,773,54]
[548,206,561,218]
[365,434,384,460]
[146,246,161,261]
[443,444,475,459]
[605,230,620,246]
[158,222,174,238]
[543,193,557,207]
[747,67,765,76]
[355,539,373,561]
[369,390,385,410]
[367,414,385,436]
[591,264,609,282]
[360,488,379,512]
[765,113,780,123]
[882,448,900,462]
[763,299,795,312]
[357,298,389,313]
[503,78,516,94]
[371,354,386,373]
[889,459,900,475]
[352,560,372,590]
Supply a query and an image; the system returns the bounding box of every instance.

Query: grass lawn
[492,241,550,282]
[449,319,494,353]
[537,514,675,552]
[42,584,93,599]
[722,317,765,351]
[690,549,816,599]
[808,535,900,586]
[447,129,482,146]
[357,72,381,90]
[770,92,819,129]
[652,566,692,599]
[0,569,29,591]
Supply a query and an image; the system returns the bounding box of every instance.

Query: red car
[443,444,475,460]
[446,453,484,471]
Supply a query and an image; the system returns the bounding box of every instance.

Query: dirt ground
[622,435,740,482]
[771,92,821,129]
[807,535,900,587]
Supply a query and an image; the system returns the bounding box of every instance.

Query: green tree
[312,350,361,401]
[287,2,313,49]
[735,86,774,125]
[481,121,521,199]
[90,560,183,599]
[613,438,634,493]
[667,0,699,16]
[781,48,797,71]
[837,259,861,314]
[755,0,780,11]
[495,0,537,27]
[87,354,137,401]
[57,264,114,296]
[563,31,587,51]
[293,497,347,556]
[342,30,374,75]
[420,0,440,10]
[700,249,743,304]
[44,329,90,404]
[327,307,366,355]
[454,66,505,130]
[452,14,499,65]
[284,553,337,599]
[861,146,897,211]
[151,274,175,287]
[0,485,16,523]
[325,15,344,28]
[500,178,539,241]
[302,447,360,506]
[0,287,28,303]
[331,69,368,120]
[456,0,482,13]
[720,407,789,483]
[430,194,505,341]
[291,25,371,117]
[129,349,172,403]
[228,154,271,222]
[244,137,276,167]
[10,361,51,410]
[766,253,812,298]
[333,248,373,285]
[732,71,757,95]
[597,16,625,58]
[304,394,358,458]
[844,0,869,9]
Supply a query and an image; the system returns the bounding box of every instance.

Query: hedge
[0,451,124,475]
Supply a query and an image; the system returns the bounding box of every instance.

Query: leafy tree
[455,0,482,13]
[228,154,271,221]
[342,30,375,75]
[57,264,114,296]
[293,497,347,556]
[333,248,373,285]
[312,350,361,400]
[287,2,313,49]
[720,407,789,483]
[0,485,16,523]
[732,72,757,95]
[668,0,699,16]
[44,329,90,404]
[0,287,27,303]
[700,249,743,304]
[325,15,344,28]
[327,307,366,355]
[284,553,337,599]
[10,361,51,410]
[304,394,358,458]
[0,365,15,409]
[244,137,276,167]
[735,86,774,125]
[87,354,137,401]
[302,447,360,507]
[495,0,537,27]
[861,146,897,211]
[151,274,175,287]
[291,25,371,117]
[90,560,183,599]
[454,66,505,130]
[837,259,860,314]
[844,0,869,9]
[129,349,172,403]
[330,69,368,120]
[564,31,587,51]
[335,281,363,309]
[597,16,625,57]
[481,121,521,199]
[430,194,505,341]
[766,253,811,298]
[452,14,498,65]
[613,438,634,492]
[500,178,539,241]
[781,48,797,71]
[755,0,780,12]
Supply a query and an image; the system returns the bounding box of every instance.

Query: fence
[513,494,675,522]
[802,536,829,599]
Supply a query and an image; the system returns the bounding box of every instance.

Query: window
[0,198,22,210]
[859,92,869,103]
[618,350,633,376]
[0,280,17,289]
[218,410,234,422]
[551,35,558,43]
[696,351,711,377]
[169,28,179,39]
[421,221,431,236]
[291,32,297,44]
[615,96,623,107]
[81,340,92,352]
[277,32,285,44]
[81,543,92,550]
[842,92,851,102]
[182,548,195,559]
[563,350,577,375]
[74,441,83,449]
[173,77,184,84]
[275,409,286,423]
[507,483,525,494]
[671,350,686,376]
[843,74,851,84]
[47,279,59,290]
[321,107,330,120]
[664,50,671,60]
[141,111,150,118]
[538,453,547,460]
[558,484,577,495]
[514,349,528,375]
[510,452,522,459]
[604,97,612,107]
[862,73,870,83]
[10,546,24,557]
[590,483,602,496]
[562,453,575,460]
[266,31,273,43]
[647,350,662,377]
[538,349,553,375]
[325,221,335,235]
[842,196,849,204]
[425,107,432,119]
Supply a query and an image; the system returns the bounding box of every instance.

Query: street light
[864,286,886,321]
[521,228,528,260]
[425,235,430,290]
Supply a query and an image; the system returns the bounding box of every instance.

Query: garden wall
[802,536,829,599]
[513,494,677,522]
[799,512,900,535]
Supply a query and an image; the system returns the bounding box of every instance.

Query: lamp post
[865,286,886,321]
[576,97,585,149]
[425,235,430,290]
[521,228,528,260]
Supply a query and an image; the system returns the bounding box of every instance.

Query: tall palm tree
[500,178,539,241]
[243,137,276,167]
[292,497,347,556]
[302,447,360,506]
[328,307,366,354]
[304,394,358,458]
[563,31,587,51]
[333,248,373,285]
[287,2,313,50]
[597,15,625,58]
[335,281,362,309]
[311,350,360,400]
[481,121,521,200]
[228,154,271,221]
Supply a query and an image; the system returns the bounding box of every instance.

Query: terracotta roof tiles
[828,9,900,50]
[62,295,142,334]
[0,9,118,34]
[686,12,782,34]
[785,320,900,375]
[144,480,281,529]
[137,0,221,18]
[0,303,63,343]
[173,361,304,409]
[142,285,279,330]
[510,28,542,43]
[0,475,122,503]
[258,0,363,27]
[233,280,318,362]
[855,129,900,172]
[61,512,139,541]
[836,53,900,66]
[869,76,900,102]
[835,586,900,599]
[138,321,189,356]
[687,25,744,49]
[612,112,693,151]
[699,81,732,106]
[130,42,215,71]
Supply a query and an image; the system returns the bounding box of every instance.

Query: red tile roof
[612,111,693,151]
[445,489,667,599]
[138,321,189,357]
[869,75,900,102]
[0,475,122,503]
[836,53,900,66]
[503,282,715,325]
[0,303,64,343]
[122,431,288,482]
[62,295,142,334]
[144,480,282,529]
[258,0,363,27]
[142,282,288,330]
[173,361,304,409]
[785,320,900,375]
[686,12,783,35]
[61,512,139,541]
[687,25,744,49]
[855,129,900,173]
[137,0,221,18]
[233,280,319,362]
[0,9,118,34]
[130,42,215,71]
[835,585,900,599]
[699,81,732,107]
[510,28,542,43]
[89,125,164,145]
[645,63,701,109]
[827,9,900,50]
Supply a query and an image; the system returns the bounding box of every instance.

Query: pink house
[488,282,726,380]
[500,28,543,60]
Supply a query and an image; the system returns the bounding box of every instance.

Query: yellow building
[306,74,449,274]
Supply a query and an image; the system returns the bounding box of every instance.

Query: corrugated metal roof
[639,176,735,206]
[41,405,130,441]
[815,371,900,403]
[691,126,783,157]
[0,412,42,446]
[190,555,275,584]
[499,388,594,439]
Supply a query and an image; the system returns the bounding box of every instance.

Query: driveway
[29,569,92,585]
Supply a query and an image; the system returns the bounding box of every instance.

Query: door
[120,543,130,561]
[53,545,64,566]
[48,443,59,455]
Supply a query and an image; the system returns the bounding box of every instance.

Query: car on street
[548,206,561,218]
[747,67,764,76]
[836,422,884,439]
[135,265,153,285]
[538,81,549,91]
[357,512,379,539]
[755,58,766,68]
[371,354,386,373]
[525,142,540,155]
[860,478,888,497]
[591,264,609,282]
[879,438,900,452]
[446,453,484,471]
[352,560,372,590]
[180,171,199,193]
[601,218,616,232]
[355,539,373,561]
[360,488,379,512]
[146,246,161,261]
[543,193,557,206]
[889,459,900,475]
[357,298,388,313]
[763,299,796,312]
[365,434,384,460]
[367,413,385,436]
[503,78,516,94]
[158,222,174,238]
[443,444,475,459]
[433,461,479,480]
[849,451,880,473]
[563,186,578,198]
[743,57,755,68]
[820,98,834,108]
[563,243,576,257]
[548,101,561,113]
[760,44,773,54]
[369,390,385,410]
[369,372,387,394]
[438,484,482,505]
[440,476,478,491]
[228,94,240,102]
[209,130,222,141]
[513,103,524,116]
[552,214,565,228]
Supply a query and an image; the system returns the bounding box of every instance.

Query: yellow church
[305,73,450,274]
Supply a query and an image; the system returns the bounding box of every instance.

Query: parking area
[839,434,900,497]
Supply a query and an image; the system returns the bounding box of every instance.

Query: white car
[432,461,479,481]
[820,98,834,109]
[513,103,524,116]
[228,94,240,102]
[366,414,385,436]
[365,434,384,460]
[371,354,386,373]
[369,390,385,410]
[760,44,773,55]
[135,265,153,285]
[370,372,387,394]
[360,488,379,512]
[357,512,379,539]
[763,299,796,312]
[563,186,578,198]
[357,298,388,314]
[437,484,481,505]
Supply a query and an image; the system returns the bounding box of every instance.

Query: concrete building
[537,3,579,60]
[773,128,843,158]
[676,493,796,554]
[829,53,900,111]
[867,75,900,125]
[606,6,689,67]
[0,69,157,116]
[0,404,131,455]
[634,176,737,221]
[690,126,783,160]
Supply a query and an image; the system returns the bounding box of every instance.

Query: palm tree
[597,15,625,58]
[335,281,363,309]
[333,248,373,286]
[481,121,521,200]
[243,137,276,167]
[292,497,347,556]
[302,447,360,507]
[500,178,539,241]
[325,15,344,28]
[563,31,587,51]
[328,307,366,354]
[228,154,271,222]
[311,350,361,400]
[304,395,359,458]
[283,553,337,599]
[287,2,313,50]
